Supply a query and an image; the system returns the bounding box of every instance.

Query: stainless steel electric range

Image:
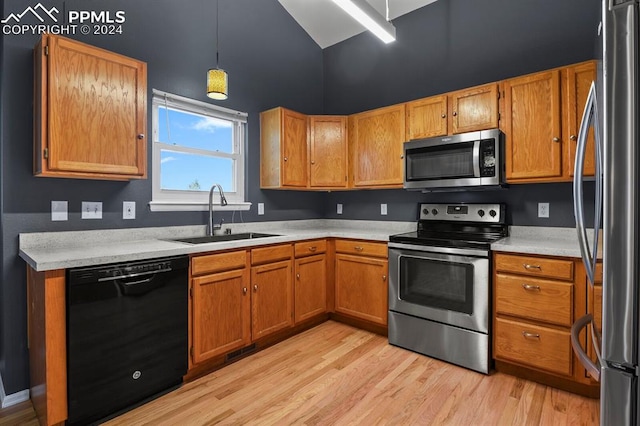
[388,203,508,374]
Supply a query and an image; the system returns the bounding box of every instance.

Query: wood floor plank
[1,321,600,426]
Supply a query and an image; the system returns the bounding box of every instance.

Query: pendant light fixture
[207,0,228,100]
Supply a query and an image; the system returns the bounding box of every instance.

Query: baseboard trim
[0,372,30,408]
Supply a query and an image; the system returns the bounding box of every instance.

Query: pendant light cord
[216,0,220,68]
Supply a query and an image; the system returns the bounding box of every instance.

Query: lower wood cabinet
[493,252,599,397]
[294,239,327,323]
[334,239,388,326]
[251,259,294,340]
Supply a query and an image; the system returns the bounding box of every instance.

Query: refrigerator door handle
[573,81,601,286]
[571,313,601,381]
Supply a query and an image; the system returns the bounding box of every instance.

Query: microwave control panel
[479,140,497,177]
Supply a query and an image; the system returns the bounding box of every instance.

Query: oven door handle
[473,141,481,177]
[388,242,489,258]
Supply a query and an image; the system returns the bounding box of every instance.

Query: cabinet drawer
[192,250,247,276]
[495,273,573,326]
[294,239,327,257]
[335,240,387,258]
[494,317,572,377]
[251,244,293,265]
[495,253,573,281]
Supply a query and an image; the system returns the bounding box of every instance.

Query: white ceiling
[278,0,438,49]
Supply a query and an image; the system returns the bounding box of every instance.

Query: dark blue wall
[0,0,324,394]
[0,0,601,394]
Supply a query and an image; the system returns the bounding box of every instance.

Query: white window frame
[149,89,250,212]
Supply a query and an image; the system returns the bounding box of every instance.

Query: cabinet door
[45,34,147,178]
[251,260,294,340]
[352,104,405,187]
[309,116,347,188]
[503,70,562,181]
[335,254,388,325]
[450,83,499,134]
[282,109,308,187]
[405,95,448,140]
[192,269,251,364]
[294,254,327,323]
[565,61,597,178]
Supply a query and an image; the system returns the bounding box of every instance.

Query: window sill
[149,201,252,212]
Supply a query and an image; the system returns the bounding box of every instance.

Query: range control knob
[431,209,439,216]
[489,209,497,218]
[422,208,429,215]
[478,209,485,217]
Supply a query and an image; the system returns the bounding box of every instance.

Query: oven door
[388,243,490,334]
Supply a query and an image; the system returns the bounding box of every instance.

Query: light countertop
[19,219,415,271]
[491,226,601,259]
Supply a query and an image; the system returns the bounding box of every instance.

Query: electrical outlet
[51,201,68,221]
[81,201,102,219]
[123,201,136,220]
[337,204,343,215]
[258,203,265,215]
[538,202,550,218]
[381,203,388,216]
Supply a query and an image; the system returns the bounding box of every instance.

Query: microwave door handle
[571,313,601,381]
[573,81,597,285]
[472,141,481,177]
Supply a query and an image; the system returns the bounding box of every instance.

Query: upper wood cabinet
[309,116,348,188]
[564,61,597,178]
[406,83,499,140]
[34,34,147,181]
[503,69,563,181]
[351,104,406,187]
[260,107,308,188]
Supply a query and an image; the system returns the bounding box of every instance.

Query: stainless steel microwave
[403,128,504,190]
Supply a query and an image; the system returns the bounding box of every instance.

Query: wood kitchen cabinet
[502,69,563,181]
[350,104,406,187]
[34,34,147,180]
[493,252,599,397]
[260,107,308,188]
[294,240,327,323]
[334,240,388,326]
[309,116,348,188]
[191,251,251,364]
[250,244,294,340]
[503,60,597,183]
[405,83,499,140]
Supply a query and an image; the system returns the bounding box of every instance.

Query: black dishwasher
[66,255,189,425]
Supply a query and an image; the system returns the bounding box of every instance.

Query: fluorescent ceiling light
[332,0,396,43]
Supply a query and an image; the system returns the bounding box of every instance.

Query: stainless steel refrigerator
[571,1,639,425]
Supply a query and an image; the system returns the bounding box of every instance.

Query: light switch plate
[82,201,102,219]
[337,204,343,215]
[123,201,136,220]
[51,201,68,221]
[381,203,388,215]
[538,202,550,218]
[258,203,265,215]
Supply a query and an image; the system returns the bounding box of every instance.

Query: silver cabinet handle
[523,263,541,270]
[553,137,561,142]
[354,246,364,252]
[522,332,540,340]
[243,287,247,295]
[522,284,541,291]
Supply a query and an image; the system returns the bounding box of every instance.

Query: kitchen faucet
[208,183,228,236]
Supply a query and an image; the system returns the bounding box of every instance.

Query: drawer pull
[308,246,317,252]
[243,287,247,295]
[254,284,258,292]
[523,263,542,271]
[522,331,541,340]
[296,273,300,280]
[354,246,364,252]
[522,284,541,292]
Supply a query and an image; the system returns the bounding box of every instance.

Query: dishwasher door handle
[98,268,173,282]
[118,276,165,296]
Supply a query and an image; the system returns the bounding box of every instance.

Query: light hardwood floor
[1,321,599,425]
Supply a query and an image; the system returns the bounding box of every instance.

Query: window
[150,89,249,211]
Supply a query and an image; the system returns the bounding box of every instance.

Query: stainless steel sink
[172,232,279,244]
